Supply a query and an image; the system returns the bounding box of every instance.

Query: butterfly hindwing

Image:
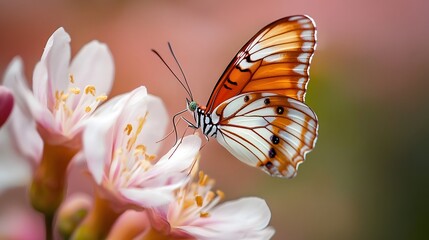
[213,92,318,178]
[206,15,317,113]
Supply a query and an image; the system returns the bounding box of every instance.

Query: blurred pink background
[1,0,428,239]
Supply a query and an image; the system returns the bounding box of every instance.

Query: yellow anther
[85,106,91,112]
[126,113,148,151]
[216,190,225,199]
[69,74,75,83]
[206,191,215,202]
[84,85,96,96]
[70,87,81,94]
[182,199,194,209]
[54,90,65,110]
[199,172,208,186]
[135,144,146,153]
[145,154,156,161]
[61,93,69,101]
[199,212,210,218]
[96,95,108,102]
[124,124,133,135]
[195,195,203,207]
[55,90,62,100]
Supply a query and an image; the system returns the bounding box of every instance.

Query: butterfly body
[185,15,319,178]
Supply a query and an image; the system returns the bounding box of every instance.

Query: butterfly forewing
[213,93,318,178]
[206,15,317,113]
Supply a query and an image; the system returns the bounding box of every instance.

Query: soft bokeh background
[1,0,428,239]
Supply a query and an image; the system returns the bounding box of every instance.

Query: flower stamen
[124,124,133,135]
[195,195,203,207]
[199,212,210,218]
[69,74,75,83]
[198,171,209,186]
[216,190,225,200]
[205,191,215,202]
[84,85,96,96]
[145,154,156,161]
[70,87,81,94]
[96,95,108,102]
[126,113,148,151]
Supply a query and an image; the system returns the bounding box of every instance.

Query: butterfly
[156,15,318,178]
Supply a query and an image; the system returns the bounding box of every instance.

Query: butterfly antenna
[151,48,193,98]
[168,42,193,100]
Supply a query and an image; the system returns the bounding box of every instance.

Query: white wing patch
[213,93,318,178]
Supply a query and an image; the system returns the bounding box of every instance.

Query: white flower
[3,27,114,156]
[147,171,275,240]
[83,86,202,208]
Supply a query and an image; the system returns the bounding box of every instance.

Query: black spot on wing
[223,84,232,90]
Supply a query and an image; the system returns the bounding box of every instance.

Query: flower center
[107,113,156,189]
[52,74,108,134]
[171,171,224,226]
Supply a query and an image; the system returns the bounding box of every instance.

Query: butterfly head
[186,98,198,112]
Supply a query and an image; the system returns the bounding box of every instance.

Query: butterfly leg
[168,126,188,159]
[169,116,203,158]
[182,116,198,129]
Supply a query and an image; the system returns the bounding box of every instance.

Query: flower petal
[3,57,45,121]
[137,94,168,155]
[5,103,44,164]
[83,110,120,184]
[120,180,186,207]
[83,87,147,184]
[180,197,274,239]
[156,134,201,170]
[137,135,201,187]
[33,27,71,110]
[210,197,271,229]
[108,210,150,240]
[109,88,167,156]
[69,40,114,96]
[2,58,43,163]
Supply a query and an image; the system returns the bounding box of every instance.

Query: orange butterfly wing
[206,15,317,113]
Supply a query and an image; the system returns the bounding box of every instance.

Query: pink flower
[147,171,275,240]
[2,28,115,216]
[0,86,14,128]
[83,86,202,209]
[3,27,114,159]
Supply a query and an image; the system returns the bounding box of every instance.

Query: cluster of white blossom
[0,28,274,240]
